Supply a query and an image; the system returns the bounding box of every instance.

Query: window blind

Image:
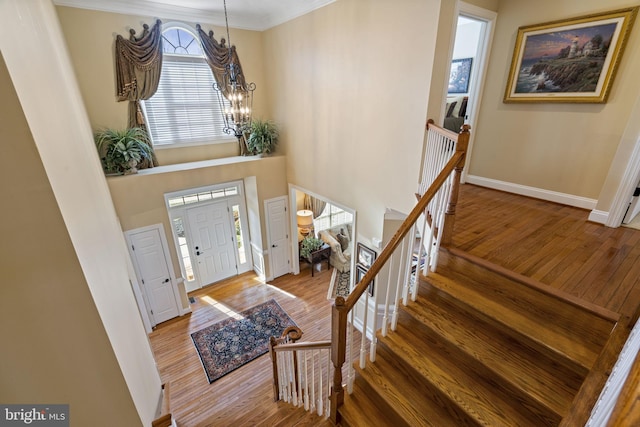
[143,55,228,145]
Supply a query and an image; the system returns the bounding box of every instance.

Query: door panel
[187,201,238,286]
[266,198,290,279]
[130,228,179,324]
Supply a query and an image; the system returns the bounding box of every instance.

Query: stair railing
[267,122,469,423]
[330,122,470,423]
[269,326,333,418]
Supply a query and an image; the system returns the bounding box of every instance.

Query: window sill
[104,155,267,178]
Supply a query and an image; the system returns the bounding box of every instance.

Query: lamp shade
[297,210,314,228]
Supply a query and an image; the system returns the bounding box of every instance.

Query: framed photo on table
[504,7,638,103]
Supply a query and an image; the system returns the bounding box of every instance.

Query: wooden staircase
[337,248,620,427]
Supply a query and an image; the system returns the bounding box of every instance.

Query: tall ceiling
[53,0,336,31]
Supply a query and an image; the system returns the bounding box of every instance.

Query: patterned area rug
[191,299,296,383]
[328,269,351,299]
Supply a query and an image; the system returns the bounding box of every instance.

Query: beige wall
[263,0,440,242]
[107,155,288,284]
[469,0,640,200]
[56,6,268,165]
[466,0,499,12]
[0,54,141,426]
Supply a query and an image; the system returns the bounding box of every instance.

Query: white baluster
[290,352,298,406]
[360,291,369,369]
[347,309,355,394]
[305,351,311,411]
[382,251,395,337]
[326,349,332,418]
[313,350,318,414]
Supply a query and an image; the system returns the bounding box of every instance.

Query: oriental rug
[191,299,296,383]
[328,268,351,300]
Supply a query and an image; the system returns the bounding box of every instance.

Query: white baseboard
[465,175,598,210]
[588,210,609,225]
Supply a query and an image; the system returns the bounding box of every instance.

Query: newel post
[442,124,470,246]
[330,297,348,424]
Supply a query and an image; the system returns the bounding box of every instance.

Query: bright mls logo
[0,405,68,426]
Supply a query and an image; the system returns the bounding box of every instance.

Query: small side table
[302,243,332,277]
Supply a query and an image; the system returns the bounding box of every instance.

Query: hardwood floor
[453,184,640,319]
[150,183,640,425]
[149,264,339,426]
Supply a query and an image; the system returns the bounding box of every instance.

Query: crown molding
[53,0,336,31]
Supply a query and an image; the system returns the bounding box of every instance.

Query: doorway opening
[622,183,640,229]
[165,180,253,292]
[288,185,356,282]
[443,2,497,183]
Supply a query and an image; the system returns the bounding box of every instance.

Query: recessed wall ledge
[106,154,276,178]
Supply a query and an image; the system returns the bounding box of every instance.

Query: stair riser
[352,373,413,427]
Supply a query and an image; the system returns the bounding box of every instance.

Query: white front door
[129,228,180,324]
[266,197,290,279]
[187,201,238,286]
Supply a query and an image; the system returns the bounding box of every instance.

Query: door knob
[196,251,202,256]
[272,244,277,248]
[163,278,170,283]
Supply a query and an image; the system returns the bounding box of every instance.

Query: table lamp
[297,210,314,237]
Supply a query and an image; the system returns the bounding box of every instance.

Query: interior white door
[187,201,238,286]
[130,228,179,324]
[266,197,290,279]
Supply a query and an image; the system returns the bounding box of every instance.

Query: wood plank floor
[453,184,640,318]
[149,264,340,426]
[150,183,640,426]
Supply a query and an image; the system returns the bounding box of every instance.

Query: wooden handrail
[329,123,470,423]
[272,340,332,352]
[343,151,465,313]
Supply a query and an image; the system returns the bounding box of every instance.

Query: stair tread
[354,350,477,427]
[400,295,582,417]
[380,323,560,426]
[423,268,606,371]
[437,250,615,346]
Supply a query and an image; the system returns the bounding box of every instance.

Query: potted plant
[300,236,324,259]
[94,127,153,175]
[246,119,279,156]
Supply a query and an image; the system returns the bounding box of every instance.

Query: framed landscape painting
[504,7,638,103]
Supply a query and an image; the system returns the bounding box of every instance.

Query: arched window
[142,24,229,146]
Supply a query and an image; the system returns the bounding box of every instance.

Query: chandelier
[214,0,256,141]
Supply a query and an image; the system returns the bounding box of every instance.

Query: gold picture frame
[504,7,638,103]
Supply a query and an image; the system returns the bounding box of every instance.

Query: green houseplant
[94,127,153,175]
[246,119,279,155]
[300,236,324,259]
